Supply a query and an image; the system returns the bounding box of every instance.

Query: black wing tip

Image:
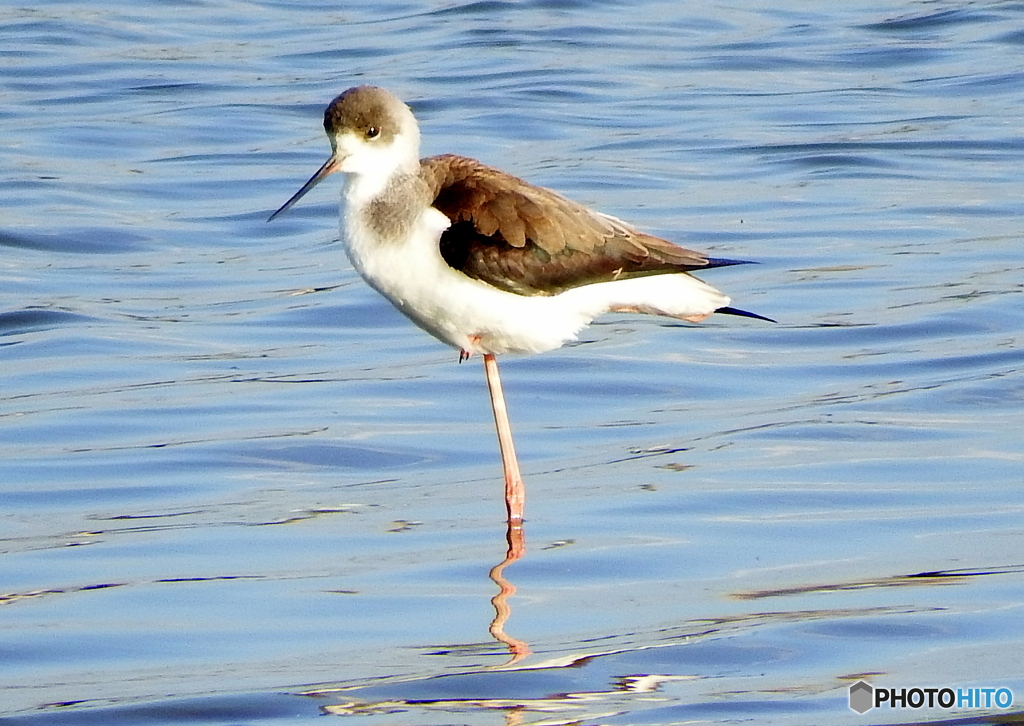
[704,257,758,269]
[716,306,776,323]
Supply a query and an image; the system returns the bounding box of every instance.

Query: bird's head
[269,86,420,220]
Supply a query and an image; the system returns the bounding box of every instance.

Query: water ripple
[3,0,1024,722]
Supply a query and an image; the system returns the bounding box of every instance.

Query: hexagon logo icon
[849,680,874,713]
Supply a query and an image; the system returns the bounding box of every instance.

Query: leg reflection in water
[488,518,530,665]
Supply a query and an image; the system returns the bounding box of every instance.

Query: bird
[268,85,770,527]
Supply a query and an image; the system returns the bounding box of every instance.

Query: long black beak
[267,153,341,222]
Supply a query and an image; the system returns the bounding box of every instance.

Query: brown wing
[420,154,715,296]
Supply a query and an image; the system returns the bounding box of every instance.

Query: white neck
[336,120,421,206]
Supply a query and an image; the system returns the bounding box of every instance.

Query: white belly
[342,207,598,355]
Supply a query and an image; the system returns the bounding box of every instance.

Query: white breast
[340,200,607,355]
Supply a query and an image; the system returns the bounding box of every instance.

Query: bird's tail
[701,259,774,322]
[716,306,776,323]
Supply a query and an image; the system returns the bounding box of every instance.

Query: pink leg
[482,353,525,525]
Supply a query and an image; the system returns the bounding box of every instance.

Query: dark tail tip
[716,306,776,323]
[701,259,774,322]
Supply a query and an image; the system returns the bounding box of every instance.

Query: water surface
[3,1,1024,724]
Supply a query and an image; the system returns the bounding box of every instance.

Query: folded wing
[421,154,729,296]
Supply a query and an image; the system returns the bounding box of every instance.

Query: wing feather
[421,154,716,296]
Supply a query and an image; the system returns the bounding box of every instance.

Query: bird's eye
[365,126,380,139]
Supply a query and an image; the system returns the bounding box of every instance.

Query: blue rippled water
[3,1,1024,724]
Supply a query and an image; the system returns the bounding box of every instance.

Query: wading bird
[269,85,769,527]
